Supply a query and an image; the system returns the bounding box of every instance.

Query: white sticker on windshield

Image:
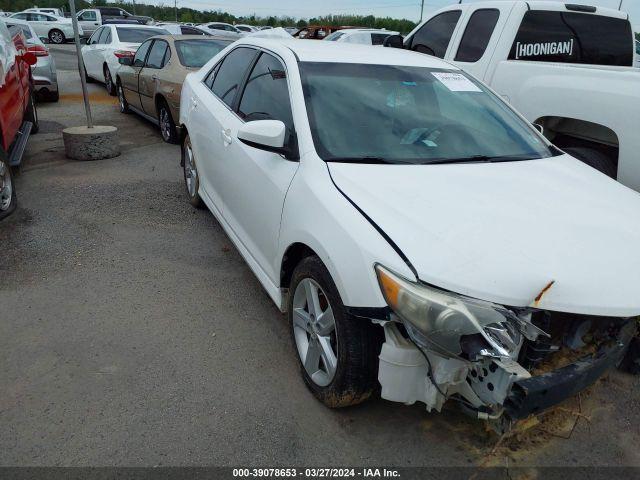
[431,72,481,92]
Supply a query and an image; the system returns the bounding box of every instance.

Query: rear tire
[158,100,178,144]
[48,89,59,102]
[288,255,381,408]
[0,151,17,221]
[564,147,616,179]
[25,90,39,134]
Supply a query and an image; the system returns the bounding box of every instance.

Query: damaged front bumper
[504,319,636,419]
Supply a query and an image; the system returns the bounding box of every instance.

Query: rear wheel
[158,100,178,144]
[48,29,65,44]
[564,147,616,179]
[48,88,59,102]
[182,135,204,208]
[0,151,17,220]
[288,255,381,407]
[25,90,39,134]
[103,65,116,96]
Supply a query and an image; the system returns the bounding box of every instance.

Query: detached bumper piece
[505,320,636,419]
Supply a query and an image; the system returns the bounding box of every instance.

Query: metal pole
[420,0,424,22]
[68,0,93,128]
[175,0,178,22]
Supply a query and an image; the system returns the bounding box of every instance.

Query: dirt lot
[1,44,639,469]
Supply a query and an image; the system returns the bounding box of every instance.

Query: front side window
[133,39,152,67]
[300,62,555,164]
[508,11,633,66]
[210,47,256,108]
[455,9,500,62]
[12,13,28,20]
[238,53,294,134]
[116,27,168,43]
[410,10,462,57]
[146,40,168,69]
[79,11,97,21]
[175,39,231,68]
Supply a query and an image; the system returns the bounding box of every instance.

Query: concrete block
[62,125,120,161]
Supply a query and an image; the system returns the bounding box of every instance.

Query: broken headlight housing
[375,265,545,360]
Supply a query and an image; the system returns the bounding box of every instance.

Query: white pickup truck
[386,1,640,191]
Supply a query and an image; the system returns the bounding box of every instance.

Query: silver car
[2,17,58,101]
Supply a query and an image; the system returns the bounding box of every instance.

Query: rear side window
[455,9,500,62]
[410,10,462,58]
[509,11,633,66]
[146,40,168,69]
[210,47,256,108]
[238,53,294,133]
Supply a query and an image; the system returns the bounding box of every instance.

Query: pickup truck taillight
[114,50,135,59]
[27,44,49,57]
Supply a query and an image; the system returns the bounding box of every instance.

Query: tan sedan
[115,34,233,143]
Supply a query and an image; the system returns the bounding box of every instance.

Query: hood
[329,155,640,317]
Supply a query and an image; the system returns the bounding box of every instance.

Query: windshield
[116,27,169,43]
[300,62,556,164]
[175,39,231,67]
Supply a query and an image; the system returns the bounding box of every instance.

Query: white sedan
[179,38,640,424]
[9,11,80,44]
[81,24,168,95]
[324,28,399,46]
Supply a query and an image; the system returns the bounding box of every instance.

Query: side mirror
[22,51,37,66]
[237,120,296,159]
[118,56,133,66]
[383,34,404,49]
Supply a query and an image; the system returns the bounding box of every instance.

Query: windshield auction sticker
[431,72,481,92]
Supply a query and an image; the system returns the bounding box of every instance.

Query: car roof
[110,24,168,29]
[153,34,236,42]
[238,38,460,69]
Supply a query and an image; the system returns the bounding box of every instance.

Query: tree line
[0,0,418,33]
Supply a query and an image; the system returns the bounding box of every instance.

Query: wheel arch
[280,242,319,291]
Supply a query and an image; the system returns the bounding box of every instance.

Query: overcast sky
[166,0,639,30]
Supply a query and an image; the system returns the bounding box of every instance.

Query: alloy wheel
[160,108,171,141]
[0,162,13,212]
[184,142,197,198]
[292,278,338,387]
[50,31,63,44]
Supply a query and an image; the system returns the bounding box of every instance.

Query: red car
[0,20,38,220]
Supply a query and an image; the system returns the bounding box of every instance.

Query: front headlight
[375,265,542,360]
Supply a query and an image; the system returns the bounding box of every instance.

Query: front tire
[117,82,130,113]
[48,29,65,44]
[182,135,204,209]
[288,256,381,408]
[104,65,116,96]
[0,151,17,220]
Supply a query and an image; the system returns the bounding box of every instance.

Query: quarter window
[455,9,500,62]
[410,10,462,58]
[133,39,152,67]
[210,47,256,108]
[146,40,168,69]
[238,53,294,133]
[508,11,633,66]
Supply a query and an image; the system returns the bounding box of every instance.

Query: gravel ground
[0,45,638,470]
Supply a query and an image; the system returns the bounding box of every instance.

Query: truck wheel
[0,151,17,220]
[25,91,39,134]
[563,147,616,179]
[288,255,381,408]
[48,29,65,44]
